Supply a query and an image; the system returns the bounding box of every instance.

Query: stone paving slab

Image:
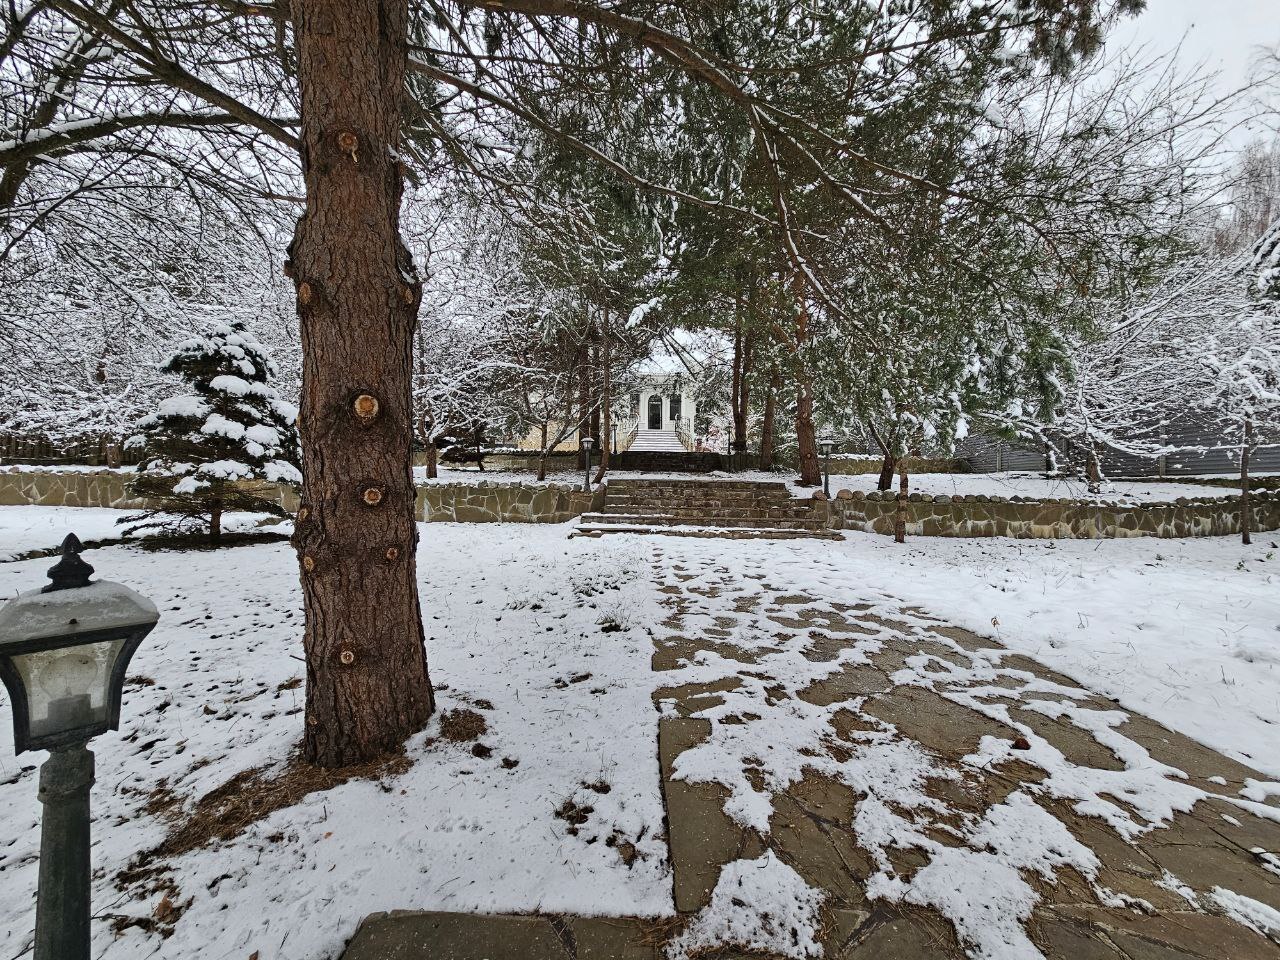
[342,912,660,960]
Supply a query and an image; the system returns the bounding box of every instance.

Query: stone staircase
[628,429,686,452]
[573,477,839,540]
[613,450,724,473]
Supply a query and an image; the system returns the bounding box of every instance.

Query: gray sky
[1119,0,1278,89]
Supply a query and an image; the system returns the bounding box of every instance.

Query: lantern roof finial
[42,534,95,594]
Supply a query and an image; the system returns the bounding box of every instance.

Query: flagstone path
[343,545,1280,960]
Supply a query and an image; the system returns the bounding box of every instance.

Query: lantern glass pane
[11,637,126,739]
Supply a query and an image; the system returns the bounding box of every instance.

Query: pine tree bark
[1241,416,1253,546]
[209,500,222,543]
[288,0,434,767]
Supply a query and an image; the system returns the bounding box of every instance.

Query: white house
[625,374,697,452]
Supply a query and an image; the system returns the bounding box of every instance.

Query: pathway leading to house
[343,540,1280,960]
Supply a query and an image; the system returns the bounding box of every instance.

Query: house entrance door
[647,395,663,430]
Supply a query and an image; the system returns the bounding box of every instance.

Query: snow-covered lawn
[0,518,671,960]
[0,506,1277,959]
[0,505,132,560]
[825,469,1247,504]
[0,506,286,562]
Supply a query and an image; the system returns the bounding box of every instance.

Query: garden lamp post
[582,436,595,492]
[0,534,159,960]
[819,437,836,497]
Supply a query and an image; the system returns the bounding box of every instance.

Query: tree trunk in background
[794,377,820,486]
[730,315,747,454]
[209,500,222,543]
[1241,417,1253,546]
[425,442,438,479]
[576,340,590,470]
[589,334,602,450]
[894,464,909,544]
[595,307,611,483]
[877,455,896,492]
[760,369,778,470]
[289,0,434,768]
[791,282,820,486]
[735,333,754,454]
[1086,447,1102,495]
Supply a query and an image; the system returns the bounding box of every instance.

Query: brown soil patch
[126,749,411,868]
[439,707,488,742]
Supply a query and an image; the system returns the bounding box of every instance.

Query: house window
[670,395,681,421]
[630,392,641,412]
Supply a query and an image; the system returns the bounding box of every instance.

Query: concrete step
[609,478,788,491]
[580,512,827,530]
[627,430,687,452]
[599,501,820,518]
[611,452,724,472]
[603,495,799,511]
[571,522,842,541]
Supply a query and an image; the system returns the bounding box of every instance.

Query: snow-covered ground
[825,469,1241,504]
[421,467,1247,506]
[0,505,132,560]
[0,516,671,960]
[0,507,1277,959]
[0,507,285,562]
[665,531,1276,779]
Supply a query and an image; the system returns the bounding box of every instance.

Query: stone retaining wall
[826,487,1280,539]
[1,468,149,510]
[6,467,1277,538]
[416,481,603,522]
[0,468,602,524]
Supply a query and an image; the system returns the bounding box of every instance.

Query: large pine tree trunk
[289,0,434,768]
[1241,417,1253,546]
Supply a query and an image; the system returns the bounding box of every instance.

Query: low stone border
[417,481,603,522]
[6,466,1276,538]
[825,487,1280,539]
[0,468,603,525]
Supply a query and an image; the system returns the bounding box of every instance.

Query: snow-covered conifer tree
[125,320,301,542]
